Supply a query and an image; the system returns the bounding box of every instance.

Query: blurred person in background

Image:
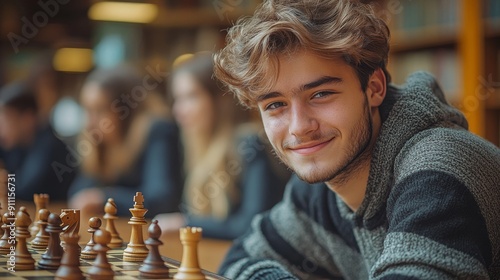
[68,66,182,217]
[154,53,290,240]
[0,81,74,201]
[28,52,62,127]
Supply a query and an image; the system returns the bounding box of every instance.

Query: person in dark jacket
[154,53,290,239]
[68,66,182,217]
[0,81,74,201]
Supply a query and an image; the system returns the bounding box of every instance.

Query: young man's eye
[265,102,286,111]
[313,91,336,98]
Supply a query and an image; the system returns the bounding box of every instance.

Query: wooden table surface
[16,200,233,273]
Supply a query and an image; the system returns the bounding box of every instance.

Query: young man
[213,0,500,279]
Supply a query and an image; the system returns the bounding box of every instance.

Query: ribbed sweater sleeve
[370,127,499,279]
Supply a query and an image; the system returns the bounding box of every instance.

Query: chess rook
[87,229,114,279]
[31,208,50,250]
[14,206,35,270]
[174,227,206,280]
[123,192,149,262]
[38,213,64,270]
[55,233,84,280]
[139,220,169,278]
[81,217,101,260]
[104,198,123,248]
[30,193,49,236]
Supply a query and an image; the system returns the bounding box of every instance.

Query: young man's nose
[288,104,319,137]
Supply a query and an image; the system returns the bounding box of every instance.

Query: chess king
[123,192,149,262]
[213,0,500,279]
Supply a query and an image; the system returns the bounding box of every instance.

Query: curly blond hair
[214,0,391,108]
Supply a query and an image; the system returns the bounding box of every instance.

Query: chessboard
[0,246,228,280]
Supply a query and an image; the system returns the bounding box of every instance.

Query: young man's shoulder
[395,126,500,182]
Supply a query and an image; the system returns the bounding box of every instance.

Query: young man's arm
[372,129,499,279]
[373,170,491,279]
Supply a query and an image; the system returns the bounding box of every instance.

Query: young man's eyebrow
[257,91,282,102]
[256,76,342,103]
[300,76,343,92]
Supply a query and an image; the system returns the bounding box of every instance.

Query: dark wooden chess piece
[14,206,35,270]
[38,213,64,270]
[139,220,170,278]
[0,212,13,254]
[104,198,123,248]
[60,209,80,251]
[87,229,114,280]
[55,233,85,280]
[0,202,4,237]
[31,208,50,250]
[123,192,148,261]
[81,217,101,260]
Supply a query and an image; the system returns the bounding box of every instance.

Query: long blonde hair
[173,53,244,219]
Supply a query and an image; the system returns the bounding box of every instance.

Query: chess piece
[38,213,64,270]
[139,220,170,278]
[174,227,206,280]
[55,233,85,280]
[123,192,149,261]
[31,208,50,250]
[81,217,101,260]
[60,209,80,250]
[104,198,123,248]
[87,229,114,279]
[0,202,4,237]
[30,193,49,236]
[14,206,35,270]
[0,212,14,254]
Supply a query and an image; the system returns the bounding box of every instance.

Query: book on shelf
[389,49,461,103]
[486,0,500,19]
[393,0,458,33]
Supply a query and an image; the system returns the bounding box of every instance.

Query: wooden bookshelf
[389,0,500,146]
[391,26,458,53]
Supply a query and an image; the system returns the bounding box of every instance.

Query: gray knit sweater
[219,72,500,279]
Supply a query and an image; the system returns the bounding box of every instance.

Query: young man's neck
[325,108,382,212]
[325,159,371,212]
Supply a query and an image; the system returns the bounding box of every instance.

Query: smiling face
[257,51,385,184]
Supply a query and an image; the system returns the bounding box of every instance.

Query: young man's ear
[366,68,386,108]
